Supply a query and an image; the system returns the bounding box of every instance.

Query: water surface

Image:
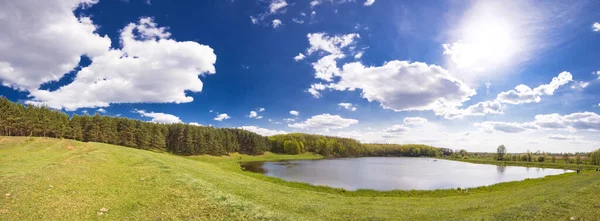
[241,157,571,190]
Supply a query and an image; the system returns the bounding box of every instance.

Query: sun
[444,1,525,72]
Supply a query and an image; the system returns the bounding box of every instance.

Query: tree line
[0,97,443,158]
[0,97,269,155]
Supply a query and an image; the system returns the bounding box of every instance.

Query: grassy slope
[452,157,598,170]
[0,137,599,220]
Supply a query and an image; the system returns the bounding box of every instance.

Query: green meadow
[1,136,600,220]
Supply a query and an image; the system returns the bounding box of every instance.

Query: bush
[537,156,545,162]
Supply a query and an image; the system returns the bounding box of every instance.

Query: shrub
[537,156,545,162]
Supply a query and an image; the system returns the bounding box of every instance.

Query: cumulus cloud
[444,100,503,119]
[533,112,600,131]
[403,117,428,126]
[594,71,600,79]
[189,122,202,126]
[289,110,299,116]
[294,53,306,61]
[25,17,216,110]
[214,113,230,121]
[325,61,475,113]
[283,118,295,122]
[310,0,320,8]
[474,121,532,133]
[338,103,357,111]
[307,83,326,98]
[593,22,600,32]
[364,0,375,6]
[354,52,363,59]
[239,126,287,136]
[249,111,258,118]
[0,0,111,91]
[300,33,475,116]
[96,108,107,113]
[384,124,409,133]
[306,33,360,56]
[288,114,358,131]
[248,110,263,119]
[570,81,589,91]
[272,19,282,28]
[474,111,600,134]
[258,107,265,112]
[445,72,572,119]
[269,0,288,14]
[134,109,182,124]
[496,71,572,104]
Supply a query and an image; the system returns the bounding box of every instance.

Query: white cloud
[593,22,600,32]
[283,118,295,122]
[96,108,107,113]
[570,81,589,91]
[364,0,375,6]
[292,18,304,24]
[294,53,306,61]
[594,71,600,79]
[444,71,572,119]
[249,111,258,118]
[474,121,532,133]
[403,117,428,126]
[548,134,580,140]
[25,17,216,110]
[189,122,202,126]
[239,126,287,136]
[473,111,600,134]
[496,71,572,104]
[383,124,409,137]
[214,113,230,121]
[258,107,265,112]
[310,0,320,8]
[0,0,111,91]
[306,33,360,56]
[325,61,475,114]
[301,33,475,116]
[272,19,282,28]
[134,109,182,124]
[307,83,326,98]
[338,103,357,111]
[288,114,358,131]
[533,112,600,131]
[269,0,288,14]
[354,52,363,59]
[250,16,259,24]
[248,110,263,119]
[289,110,299,116]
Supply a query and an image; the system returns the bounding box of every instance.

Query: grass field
[1,137,600,220]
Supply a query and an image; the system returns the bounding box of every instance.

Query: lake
[240,157,572,191]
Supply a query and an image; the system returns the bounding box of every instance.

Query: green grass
[1,137,600,220]
[452,157,598,170]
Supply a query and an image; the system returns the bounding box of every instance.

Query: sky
[1,0,600,153]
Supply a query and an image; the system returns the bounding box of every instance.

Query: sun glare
[444,1,526,72]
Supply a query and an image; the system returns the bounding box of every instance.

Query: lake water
[240,157,572,191]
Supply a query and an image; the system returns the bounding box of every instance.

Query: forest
[0,97,441,157]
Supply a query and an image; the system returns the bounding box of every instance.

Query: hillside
[1,137,600,220]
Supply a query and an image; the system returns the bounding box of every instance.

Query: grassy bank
[1,137,600,220]
[451,157,599,171]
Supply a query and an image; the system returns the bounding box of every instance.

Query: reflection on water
[240,157,572,191]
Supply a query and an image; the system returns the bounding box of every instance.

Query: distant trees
[0,97,445,158]
[459,149,468,157]
[591,149,600,166]
[496,145,507,160]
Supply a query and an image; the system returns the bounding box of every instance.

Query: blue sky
[1,0,600,153]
